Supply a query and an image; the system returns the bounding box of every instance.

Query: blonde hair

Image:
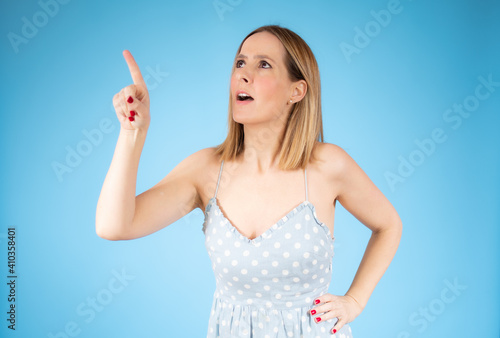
[213,25,324,170]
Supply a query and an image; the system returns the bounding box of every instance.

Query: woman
[96,25,402,337]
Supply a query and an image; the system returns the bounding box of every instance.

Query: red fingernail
[130,110,136,116]
[310,310,316,315]
[332,328,337,334]
[315,317,321,322]
[127,96,133,103]
[314,299,320,304]
[128,116,134,121]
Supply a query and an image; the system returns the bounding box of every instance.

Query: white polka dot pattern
[202,160,353,337]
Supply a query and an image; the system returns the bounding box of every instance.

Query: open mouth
[236,93,254,101]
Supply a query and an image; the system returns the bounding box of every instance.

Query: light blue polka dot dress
[202,160,354,337]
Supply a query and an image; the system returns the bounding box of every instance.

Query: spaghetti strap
[214,160,224,198]
[304,167,309,202]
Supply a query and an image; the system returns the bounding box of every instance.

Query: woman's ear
[290,80,307,103]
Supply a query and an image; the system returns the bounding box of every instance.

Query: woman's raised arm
[95,50,203,241]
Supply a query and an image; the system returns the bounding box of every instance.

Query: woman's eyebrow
[237,53,275,63]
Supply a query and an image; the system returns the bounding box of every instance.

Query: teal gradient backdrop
[1,0,499,337]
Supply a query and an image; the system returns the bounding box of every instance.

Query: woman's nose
[237,70,250,83]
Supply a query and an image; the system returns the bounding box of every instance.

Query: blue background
[1,0,499,337]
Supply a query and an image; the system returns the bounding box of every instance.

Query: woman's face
[230,31,296,125]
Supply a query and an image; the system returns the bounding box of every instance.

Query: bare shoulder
[186,146,218,164]
[311,142,353,178]
[178,146,219,170]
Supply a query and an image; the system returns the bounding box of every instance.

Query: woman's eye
[260,61,271,68]
[235,60,271,69]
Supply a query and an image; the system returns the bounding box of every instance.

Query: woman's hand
[310,293,364,334]
[112,50,151,132]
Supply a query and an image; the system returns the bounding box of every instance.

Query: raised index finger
[122,50,146,87]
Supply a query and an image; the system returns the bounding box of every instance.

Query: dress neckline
[207,159,335,244]
[206,196,335,244]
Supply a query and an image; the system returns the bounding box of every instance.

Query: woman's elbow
[95,221,127,241]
